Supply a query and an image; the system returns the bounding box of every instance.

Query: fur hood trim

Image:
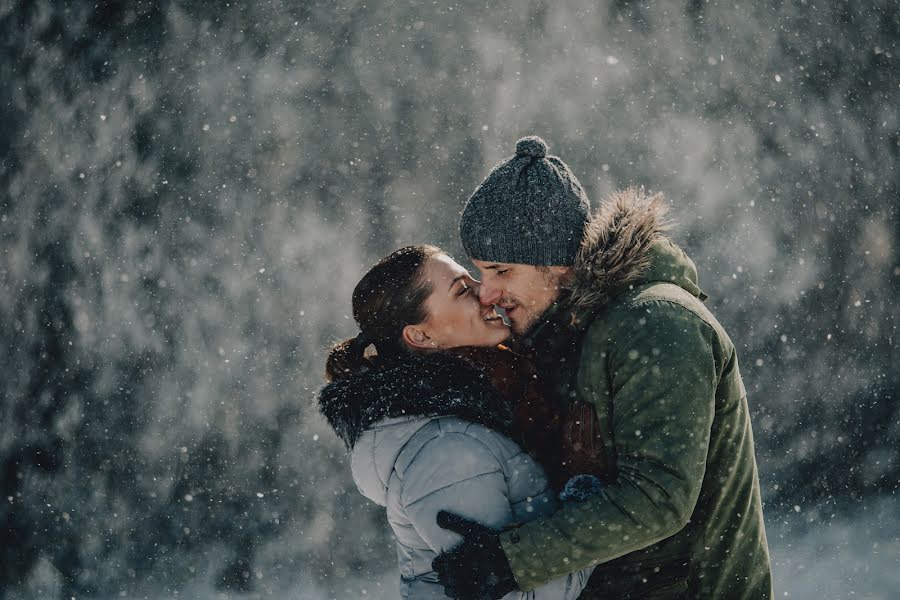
[567,187,670,311]
[317,353,511,450]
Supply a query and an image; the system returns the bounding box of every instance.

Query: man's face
[471,259,570,335]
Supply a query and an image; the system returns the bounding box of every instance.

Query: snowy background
[1,1,897,598]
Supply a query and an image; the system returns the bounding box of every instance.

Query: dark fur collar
[567,187,670,311]
[317,352,512,450]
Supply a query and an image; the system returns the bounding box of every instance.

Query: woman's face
[406,254,509,350]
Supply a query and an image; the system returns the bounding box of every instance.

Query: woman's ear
[402,324,434,350]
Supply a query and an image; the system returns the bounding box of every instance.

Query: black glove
[431,510,518,599]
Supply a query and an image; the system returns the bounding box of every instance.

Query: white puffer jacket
[319,353,592,599]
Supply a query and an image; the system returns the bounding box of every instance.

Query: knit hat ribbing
[459,136,590,266]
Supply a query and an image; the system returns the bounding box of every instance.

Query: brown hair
[325,245,443,382]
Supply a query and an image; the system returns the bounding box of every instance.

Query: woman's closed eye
[457,283,472,297]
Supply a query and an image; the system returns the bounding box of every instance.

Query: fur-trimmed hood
[317,352,511,451]
[567,187,705,311]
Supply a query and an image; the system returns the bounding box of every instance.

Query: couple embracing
[318,136,773,599]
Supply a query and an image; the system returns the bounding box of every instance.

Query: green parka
[500,189,773,599]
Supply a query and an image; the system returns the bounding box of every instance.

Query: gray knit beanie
[459,136,590,266]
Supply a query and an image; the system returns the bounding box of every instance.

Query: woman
[318,245,594,599]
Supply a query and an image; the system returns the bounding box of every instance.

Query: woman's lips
[481,306,508,328]
[481,306,504,322]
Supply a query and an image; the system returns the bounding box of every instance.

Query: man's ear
[402,324,432,350]
[550,265,574,287]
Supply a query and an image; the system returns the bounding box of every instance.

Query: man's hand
[431,510,518,599]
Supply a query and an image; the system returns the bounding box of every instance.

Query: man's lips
[500,304,518,316]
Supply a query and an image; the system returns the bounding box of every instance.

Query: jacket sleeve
[401,428,593,600]
[498,300,719,590]
[400,430,513,553]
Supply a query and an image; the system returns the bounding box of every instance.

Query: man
[432,136,772,599]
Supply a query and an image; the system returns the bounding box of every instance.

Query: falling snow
[1,2,897,599]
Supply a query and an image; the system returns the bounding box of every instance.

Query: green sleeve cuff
[499,524,553,591]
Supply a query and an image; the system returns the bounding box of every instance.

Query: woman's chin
[482,323,511,345]
[451,326,509,348]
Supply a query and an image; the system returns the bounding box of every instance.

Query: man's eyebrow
[448,274,466,292]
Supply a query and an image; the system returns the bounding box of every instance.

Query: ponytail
[325,332,408,382]
[325,335,370,382]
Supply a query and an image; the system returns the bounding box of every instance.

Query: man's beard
[511,309,538,336]
[502,269,571,336]
[510,299,558,336]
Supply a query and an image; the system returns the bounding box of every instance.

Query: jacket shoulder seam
[585,293,715,340]
[619,284,716,332]
[579,293,719,385]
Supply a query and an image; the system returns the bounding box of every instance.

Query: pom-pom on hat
[459,135,590,266]
[515,135,547,158]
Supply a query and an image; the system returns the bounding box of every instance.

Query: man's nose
[478,282,501,306]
